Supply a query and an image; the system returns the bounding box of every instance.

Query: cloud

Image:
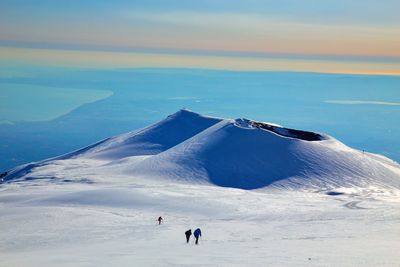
[324,100,400,106]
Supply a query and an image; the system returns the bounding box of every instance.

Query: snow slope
[130,118,400,190]
[2,109,222,181]
[76,109,223,160]
[3,109,400,192]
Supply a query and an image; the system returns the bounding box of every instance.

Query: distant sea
[1,67,399,171]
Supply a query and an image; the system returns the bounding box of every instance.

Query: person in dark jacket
[193,228,202,245]
[185,229,192,243]
[157,216,163,225]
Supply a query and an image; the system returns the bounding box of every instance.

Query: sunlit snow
[1,110,399,266]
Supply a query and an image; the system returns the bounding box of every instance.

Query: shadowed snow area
[132,118,400,190]
[3,109,400,191]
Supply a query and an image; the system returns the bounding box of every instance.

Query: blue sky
[2,0,400,25]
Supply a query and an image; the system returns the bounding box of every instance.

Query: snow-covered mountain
[4,109,400,192]
[2,109,400,266]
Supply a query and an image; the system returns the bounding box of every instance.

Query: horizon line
[1,40,400,64]
[1,46,399,77]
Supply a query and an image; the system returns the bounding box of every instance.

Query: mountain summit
[3,110,400,191]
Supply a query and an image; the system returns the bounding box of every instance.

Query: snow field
[1,180,399,266]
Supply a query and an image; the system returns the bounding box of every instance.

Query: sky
[0,0,399,74]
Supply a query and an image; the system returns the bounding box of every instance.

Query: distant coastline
[0,83,113,123]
